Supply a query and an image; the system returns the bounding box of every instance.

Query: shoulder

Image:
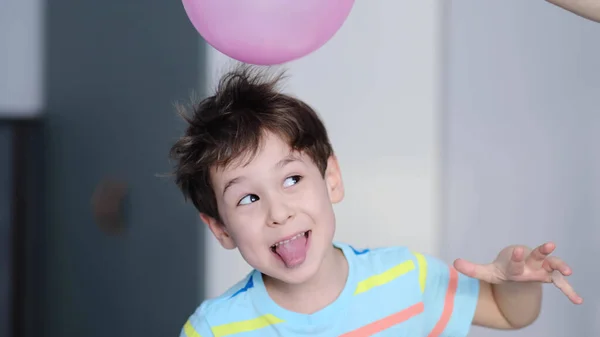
[198,271,262,322]
[338,242,424,293]
[339,242,421,271]
[180,272,262,336]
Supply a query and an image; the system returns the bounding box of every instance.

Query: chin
[265,258,322,285]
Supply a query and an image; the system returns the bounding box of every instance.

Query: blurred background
[1,0,598,336]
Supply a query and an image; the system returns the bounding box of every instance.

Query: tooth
[273,231,307,247]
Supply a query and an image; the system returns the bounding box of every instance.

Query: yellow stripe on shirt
[184,320,202,337]
[354,259,415,295]
[413,252,428,293]
[211,314,284,337]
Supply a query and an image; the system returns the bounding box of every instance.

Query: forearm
[492,281,543,328]
[547,0,600,22]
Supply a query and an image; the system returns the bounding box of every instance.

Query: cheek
[227,216,270,267]
[226,212,265,245]
[300,181,335,218]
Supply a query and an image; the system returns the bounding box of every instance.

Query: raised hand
[453,242,583,304]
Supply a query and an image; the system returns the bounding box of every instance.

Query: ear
[325,155,344,204]
[200,213,237,250]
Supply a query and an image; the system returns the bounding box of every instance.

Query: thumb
[453,258,499,283]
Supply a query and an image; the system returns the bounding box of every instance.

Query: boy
[171,65,581,336]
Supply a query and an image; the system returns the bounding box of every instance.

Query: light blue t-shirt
[180,242,479,337]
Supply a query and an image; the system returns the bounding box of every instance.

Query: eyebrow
[222,177,243,197]
[221,154,301,197]
[276,153,301,169]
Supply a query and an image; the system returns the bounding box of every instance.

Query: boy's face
[200,132,344,285]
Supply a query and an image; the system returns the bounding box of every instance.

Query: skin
[201,132,348,313]
[546,0,600,22]
[200,131,582,327]
[458,243,583,329]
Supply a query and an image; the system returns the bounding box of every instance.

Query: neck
[263,244,348,314]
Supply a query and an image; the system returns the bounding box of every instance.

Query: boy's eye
[238,194,259,206]
[283,175,302,188]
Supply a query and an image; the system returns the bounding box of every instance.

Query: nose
[267,196,294,226]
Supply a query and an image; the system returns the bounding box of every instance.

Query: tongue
[275,235,308,268]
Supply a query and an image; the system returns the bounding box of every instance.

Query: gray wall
[0,125,11,337]
[38,0,205,336]
[442,1,599,336]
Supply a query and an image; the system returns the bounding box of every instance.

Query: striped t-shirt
[180,242,480,337]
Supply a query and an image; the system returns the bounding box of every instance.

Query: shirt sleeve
[414,252,480,337]
[179,309,214,337]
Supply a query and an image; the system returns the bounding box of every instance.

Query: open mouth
[270,230,311,253]
[270,230,311,268]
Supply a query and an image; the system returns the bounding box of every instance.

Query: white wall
[442,1,599,336]
[0,0,45,116]
[201,3,598,334]
[203,0,444,298]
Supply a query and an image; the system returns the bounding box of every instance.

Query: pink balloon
[182,0,355,65]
